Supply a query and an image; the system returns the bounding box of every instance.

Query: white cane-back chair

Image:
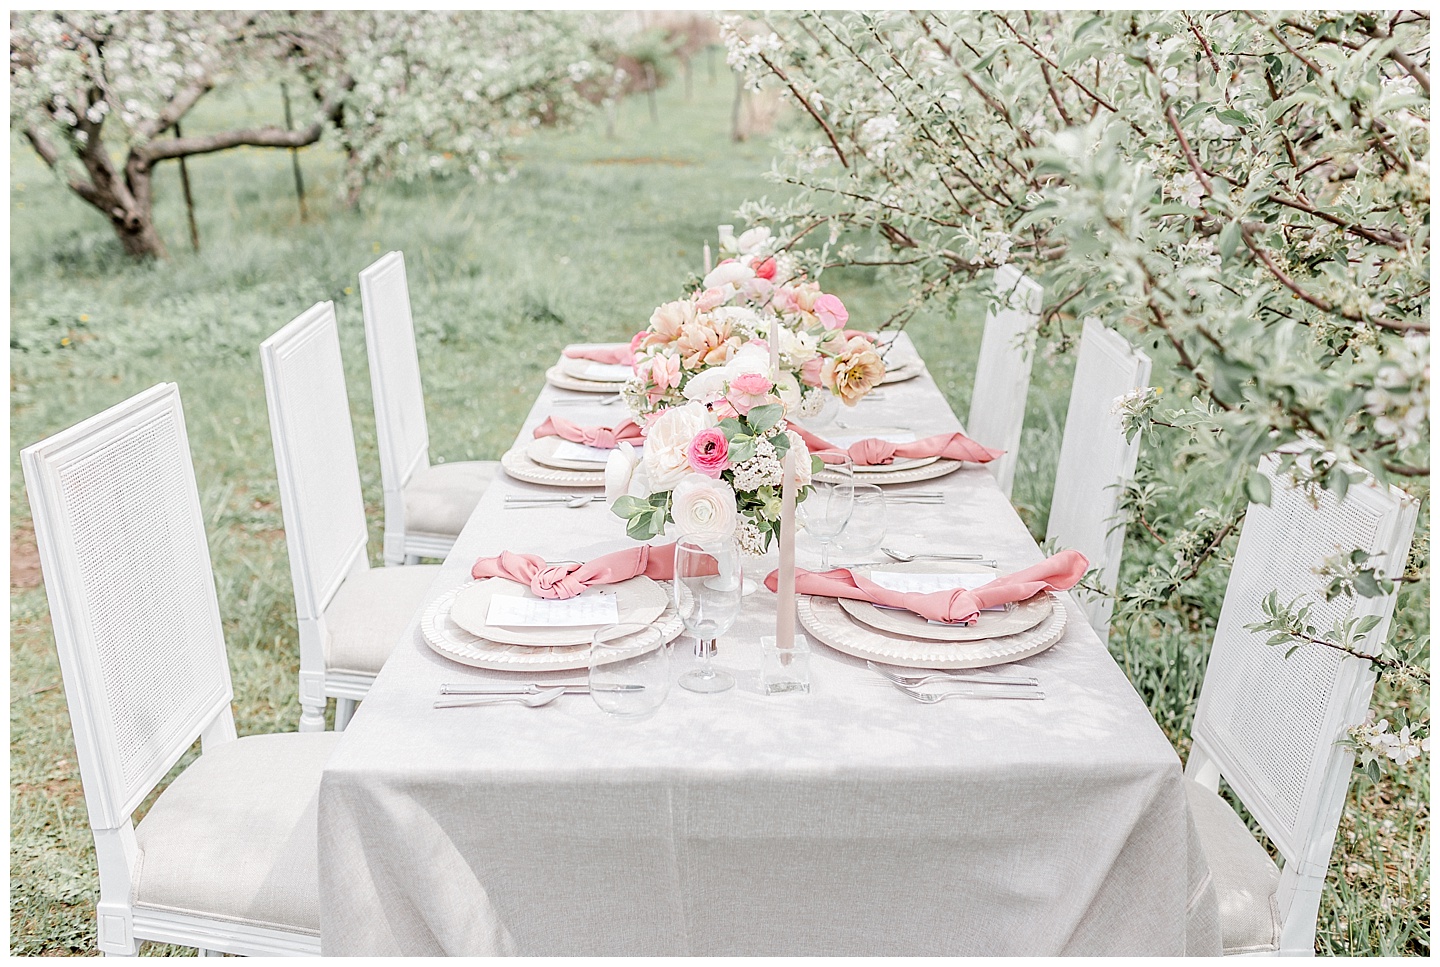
[1045,318,1152,640]
[1185,450,1418,955]
[359,251,497,565]
[261,302,442,732]
[21,383,337,956]
[966,264,1043,498]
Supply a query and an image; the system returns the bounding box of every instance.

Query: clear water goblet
[671,538,743,694]
[798,457,855,569]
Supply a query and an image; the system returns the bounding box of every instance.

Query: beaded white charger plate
[527,435,618,472]
[559,356,635,383]
[422,580,683,672]
[449,574,669,646]
[816,458,962,486]
[835,562,1053,642]
[797,590,1067,670]
[546,365,628,393]
[501,446,607,487]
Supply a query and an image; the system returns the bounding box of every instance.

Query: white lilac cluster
[1352,711,1429,768]
[1363,333,1429,450]
[730,436,785,492]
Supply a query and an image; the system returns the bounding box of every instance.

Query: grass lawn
[9,57,1427,956]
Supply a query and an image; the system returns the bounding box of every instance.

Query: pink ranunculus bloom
[754,256,777,281]
[694,287,727,311]
[686,428,730,478]
[815,293,849,331]
[726,372,775,415]
[800,356,824,387]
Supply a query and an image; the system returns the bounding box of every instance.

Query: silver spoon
[434,687,566,709]
[506,495,594,509]
[881,547,993,564]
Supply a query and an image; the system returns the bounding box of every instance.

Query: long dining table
[316,333,1222,956]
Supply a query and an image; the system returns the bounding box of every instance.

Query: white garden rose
[702,260,755,290]
[726,341,771,375]
[785,430,813,487]
[604,441,650,505]
[641,402,713,490]
[681,367,732,403]
[670,473,738,544]
[774,372,802,414]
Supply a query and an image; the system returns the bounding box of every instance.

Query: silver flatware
[881,547,992,564]
[434,687,567,709]
[506,495,598,509]
[439,683,644,695]
[866,660,1038,689]
[883,680,1045,703]
[553,395,623,406]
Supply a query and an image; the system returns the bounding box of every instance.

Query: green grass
[10,60,1427,956]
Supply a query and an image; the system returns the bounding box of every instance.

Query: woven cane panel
[270,315,369,613]
[1046,321,1151,631]
[967,266,1041,497]
[56,409,227,801]
[1196,460,1384,847]
[361,254,430,490]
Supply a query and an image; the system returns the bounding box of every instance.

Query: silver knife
[439,683,644,695]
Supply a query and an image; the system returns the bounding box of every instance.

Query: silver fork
[882,680,1045,703]
[867,660,1038,689]
[434,687,566,709]
[553,395,622,406]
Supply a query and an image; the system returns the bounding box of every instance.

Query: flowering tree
[725,12,1428,737]
[10,10,620,258]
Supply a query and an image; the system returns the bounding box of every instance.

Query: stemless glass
[798,457,855,568]
[832,482,887,559]
[671,538,743,694]
[589,623,670,719]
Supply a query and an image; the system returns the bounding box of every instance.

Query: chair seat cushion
[132,732,341,935]
[1184,779,1282,954]
[403,460,497,539]
[323,564,442,677]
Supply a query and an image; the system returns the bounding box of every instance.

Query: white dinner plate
[559,356,634,383]
[797,590,1068,670]
[815,458,962,487]
[449,574,669,647]
[527,435,618,471]
[855,455,941,474]
[501,445,607,487]
[545,365,629,393]
[421,581,683,672]
[834,562,1053,642]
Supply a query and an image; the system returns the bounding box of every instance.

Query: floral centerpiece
[605,377,825,555]
[621,226,887,424]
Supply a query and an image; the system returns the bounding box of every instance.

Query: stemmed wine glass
[798,456,855,569]
[671,538,743,694]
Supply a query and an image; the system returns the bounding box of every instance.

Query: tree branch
[754,50,848,169]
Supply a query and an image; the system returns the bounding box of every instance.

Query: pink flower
[707,398,740,421]
[754,256,777,280]
[772,286,800,315]
[645,354,681,402]
[726,372,774,415]
[815,294,849,330]
[800,356,824,387]
[695,287,727,311]
[686,428,730,478]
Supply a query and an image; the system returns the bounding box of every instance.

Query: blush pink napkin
[472,543,679,600]
[763,549,1088,625]
[563,344,633,365]
[790,424,1003,467]
[533,416,643,449]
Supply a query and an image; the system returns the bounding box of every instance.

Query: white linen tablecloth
[317,335,1222,956]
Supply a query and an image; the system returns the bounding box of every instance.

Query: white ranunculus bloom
[702,260,754,290]
[682,367,732,403]
[670,474,738,544]
[604,441,650,505]
[642,402,713,491]
[737,225,772,254]
[784,430,813,487]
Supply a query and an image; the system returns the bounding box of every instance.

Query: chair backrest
[1191,451,1417,872]
[260,302,371,621]
[1045,318,1152,639]
[359,251,431,499]
[967,264,1042,498]
[21,383,234,831]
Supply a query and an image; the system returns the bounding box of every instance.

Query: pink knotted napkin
[764,549,1088,625]
[472,543,679,600]
[790,424,1003,467]
[563,344,633,365]
[533,416,643,449]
